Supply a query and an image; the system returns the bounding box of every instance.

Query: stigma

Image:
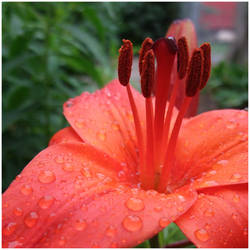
[118,36,211,193]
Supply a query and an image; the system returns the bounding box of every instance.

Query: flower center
[118,37,211,193]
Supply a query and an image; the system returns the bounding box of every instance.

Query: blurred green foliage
[2,2,120,191]
[208,62,248,109]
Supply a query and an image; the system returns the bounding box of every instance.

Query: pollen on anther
[141,49,155,98]
[200,42,211,90]
[139,37,154,75]
[186,48,203,97]
[177,37,189,79]
[118,39,133,86]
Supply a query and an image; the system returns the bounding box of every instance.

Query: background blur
[2,2,248,200]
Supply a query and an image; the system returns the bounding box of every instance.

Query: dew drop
[74,219,87,231]
[122,215,142,232]
[232,194,240,203]
[58,236,66,246]
[8,241,23,248]
[230,173,242,182]
[154,206,163,212]
[3,222,17,236]
[112,123,120,131]
[24,211,39,228]
[20,184,33,195]
[14,207,23,217]
[97,132,106,141]
[65,100,73,108]
[159,217,169,228]
[226,120,236,129]
[55,155,64,164]
[194,228,209,242]
[177,206,184,212]
[243,228,248,236]
[75,120,84,128]
[232,213,237,220]
[125,197,145,212]
[81,204,88,212]
[204,208,214,217]
[38,170,56,184]
[80,167,92,178]
[105,225,117,237]
[216,160,228,166]
[208,170,217,175]
[38,195,55,209]
[178,195,186,202]
[62,163,74,172]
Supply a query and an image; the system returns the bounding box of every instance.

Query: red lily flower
[3,19,248,248]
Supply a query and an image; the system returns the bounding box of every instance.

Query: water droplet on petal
[55,155,64,164]
[232,194,240,203]
[195,228,209,242]
[216,160,228,165]
[58,236,66,246]
[232,213,237,220]
[38,170,56,184]
[20,184,33,195]
[81,204,88,212]
[110,242,118,248]
[97,132,106,141]
[62,163,74,172]
[178,195,186,202]
[38,195,55,209]
[74,219,87,231]
[122,215,142,232]
[226,120,236,129]
[80,167,92,178]
[243,228,248,236]
[125,197,145,212]
[159,217,169,228]
[112,123,120,131]
[204,208,214,217]
[154,206,162,212]
[14,207,23,217]
[3,222,17,236]
[230,173,242,182]
[106,225,117,237]
[24,212,39,228]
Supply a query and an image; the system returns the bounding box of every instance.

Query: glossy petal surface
[170,109,248,190]
[176,184,248,247]
[63,79,145,172]
[2,143,197,248]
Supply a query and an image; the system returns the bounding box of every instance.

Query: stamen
[186,48,203,97]
[118,39,133,86]
[118,39,145,182]
[177,37,189,79]
[139,37,154,75]
[141,49,155,98]
[140,49,155,189]
[200,42,211,90]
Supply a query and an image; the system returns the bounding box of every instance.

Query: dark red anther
[200,42,211,89]
[139,37,154,75]
[177,36,189,79]
[118,39,133,86]
[166,36,178,54]
[186,48,203,97]
[141,49,155,98]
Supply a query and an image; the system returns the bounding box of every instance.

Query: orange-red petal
[2,143,197,248]
[63,79,145,172]
[176,184,248,247]
[49,127,83,146]
[171,109,248,190]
